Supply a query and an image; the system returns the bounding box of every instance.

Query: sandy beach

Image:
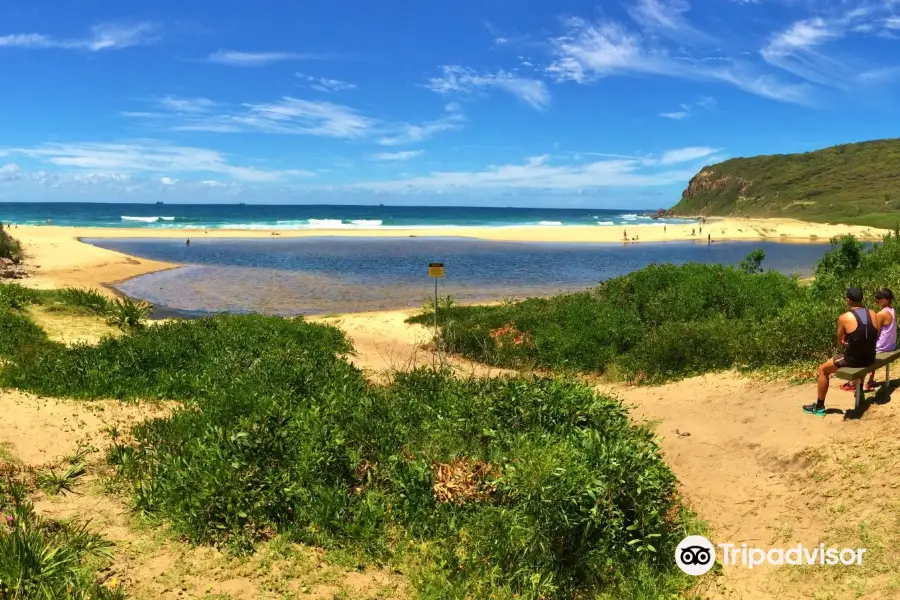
[10,217,889,293]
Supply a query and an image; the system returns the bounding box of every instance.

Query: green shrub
[1,314,352,400]
[0,309,54,359]
[107,297,153,330]
[53,288,113,315]
[0,477,125,599]
[0,224,23,264]
[0,284,40,311]
[2,314,693,599]
[411,261,819,382]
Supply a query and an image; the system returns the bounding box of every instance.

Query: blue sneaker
[802,402,826,416]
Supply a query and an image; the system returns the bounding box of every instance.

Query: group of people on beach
[806,287,896,415]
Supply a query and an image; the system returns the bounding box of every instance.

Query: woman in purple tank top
[866,288,896,390]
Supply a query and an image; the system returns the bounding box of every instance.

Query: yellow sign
[428,262,445,278]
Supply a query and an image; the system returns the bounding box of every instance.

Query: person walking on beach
[623,229,627,240]
[708,233,711,246]
[805,287,877,415]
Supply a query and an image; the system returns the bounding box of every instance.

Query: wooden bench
[835,349,900,411]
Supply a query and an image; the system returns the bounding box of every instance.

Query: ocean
[86,237,833,317]
[0,202,690,229]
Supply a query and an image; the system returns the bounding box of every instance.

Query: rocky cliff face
[680,170,752,200]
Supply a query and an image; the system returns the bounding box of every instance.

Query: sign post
[428,262,444,359]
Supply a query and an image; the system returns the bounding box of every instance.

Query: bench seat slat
[834,349,900,381]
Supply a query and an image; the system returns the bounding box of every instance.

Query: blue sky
[1,0,899,207]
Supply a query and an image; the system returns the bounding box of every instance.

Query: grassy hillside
[671,138,900,228]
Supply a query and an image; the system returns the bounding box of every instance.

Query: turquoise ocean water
[0,202,689,229]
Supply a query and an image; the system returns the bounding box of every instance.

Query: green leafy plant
[738,249,766,274]
[54,288,113,315]
[106,297,152,330]
[1,315,694,599]
[0,284,40,311]
[0,223,23,265]
[0,477,125,599]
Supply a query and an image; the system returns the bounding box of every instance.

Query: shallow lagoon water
[85,237,833,317]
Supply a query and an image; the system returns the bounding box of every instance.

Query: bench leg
[855,381,863,412]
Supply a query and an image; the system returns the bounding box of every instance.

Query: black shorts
[833,354,870,368]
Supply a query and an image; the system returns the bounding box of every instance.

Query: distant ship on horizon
[156,201,164,205]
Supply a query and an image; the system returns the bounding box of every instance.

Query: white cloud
[760,17,846,86]
[73,172,131,184]
[4,141,313,182]
[0,22,159,51]
[425,66,551,110]
[627,0,714,44]
[235,97,374,137]
[157,96,217,113]
[546,16,814,105]
[160,176,178,185]
[207,51,332,66]
[659,95,715,119]
[127,95,464,145]
[370,150,423,161]
[351,147,715,191]
[886,17,900,30]
[0,163,22,182]
[656,146,719,165]
[297,74,357,92]
[375,109,465,146]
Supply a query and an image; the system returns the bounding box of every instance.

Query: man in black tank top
[804,287,878,415]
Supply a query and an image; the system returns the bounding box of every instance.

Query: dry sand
[10,217,888,293]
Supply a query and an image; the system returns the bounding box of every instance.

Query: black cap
[874,288,894,301]
[845,287,863,302]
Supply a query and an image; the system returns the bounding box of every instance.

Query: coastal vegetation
[671,138,900,229]
[0,224,23,265]
[410,231,900,383]
[0,293,695,599]
[0,477,125,599]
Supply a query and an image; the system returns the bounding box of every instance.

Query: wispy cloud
[351,146,715,191]
[425,66,551,110]
[126,95,464,145]
[627,0,714,44]
[207,50,334,66]
[655,146,719,165]
[659,95,715,119]
[4,141,312,182]
[0,22,160,51]
[546,16,814,105]
[157,96,217,114]
[297,73,357,92]
[369,150,423,161]
[375,105,466,146]
[760,17,846,87]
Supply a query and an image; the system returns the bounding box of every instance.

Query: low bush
[0,284,40,311]
[0,477,124,599]
[52,287,113,315]
[106,297,153,330]
[0,309,54,359]
[1,315,694,599]
[0,224,23,265]
[411,259,829,381]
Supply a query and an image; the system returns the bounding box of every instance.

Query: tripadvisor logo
[675,535,867,575]
[676,535,716,576]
